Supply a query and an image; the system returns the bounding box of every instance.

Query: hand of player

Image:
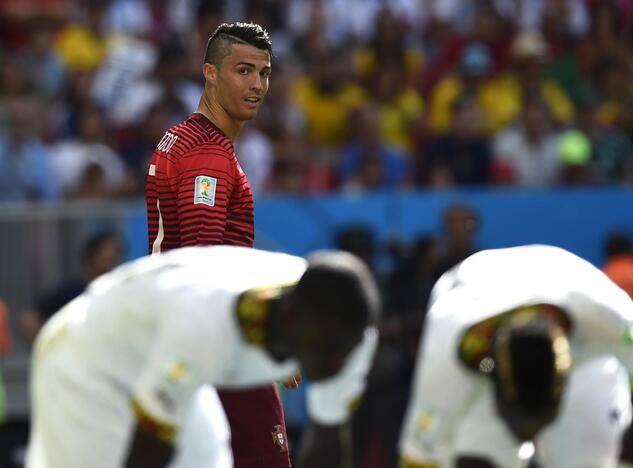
[281,372,302,389]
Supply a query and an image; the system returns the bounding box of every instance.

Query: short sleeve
[131,307,232,441]
[175,142,237,246]
[399,298,480,465]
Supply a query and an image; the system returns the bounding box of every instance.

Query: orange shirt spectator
[603,232,633,300]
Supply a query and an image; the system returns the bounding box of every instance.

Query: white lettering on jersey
[157,132,178,153]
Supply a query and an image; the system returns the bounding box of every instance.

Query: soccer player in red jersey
[146,22,294,468]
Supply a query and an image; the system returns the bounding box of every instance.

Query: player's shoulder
[164,246,307,271]
[158,114,235,160]
[459,244,591,278]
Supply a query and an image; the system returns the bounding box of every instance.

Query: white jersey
[47,246,305,422]
[400,245,633,467]
[28,245,378,468]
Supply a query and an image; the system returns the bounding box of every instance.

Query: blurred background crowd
[3,1,633,467]
[3,0,633,202]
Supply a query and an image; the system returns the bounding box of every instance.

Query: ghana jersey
[400,244,633,466]
[28,246,378,468]
[146,113,254,253]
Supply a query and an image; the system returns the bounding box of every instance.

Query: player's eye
[238,68,249,75]
[260,70,270,78]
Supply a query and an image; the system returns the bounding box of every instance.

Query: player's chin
[240,103,261,118]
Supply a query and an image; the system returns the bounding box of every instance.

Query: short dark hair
[605,231,632,257]
[292,251,380,332]
[83,230,120,260]
[204,22,272,67]
[492,311,569,411]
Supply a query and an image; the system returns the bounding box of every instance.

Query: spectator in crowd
[20,230,122,345]
[422,94,492,187]
[19,18,67,100]
[602,230,633,300]
[594,57,633,137]
[492,94,562,186]
[268,158,307,194]
[498,31,574,129]
[49,105,135,199]
[428,42,498,135]
[108,38,200,128]
[291,46,365,147]
[0,97,60,202]
[235,125,275,195]
[385,236,441,318]
[118,99,175,184]
[435,203,480,278]
[572,89,633,183]
[53,0,112,73]
[370,64,424,157]
[339,103,408,192]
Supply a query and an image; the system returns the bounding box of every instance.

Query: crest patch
[194,175,217,206]
[271,424,288,453]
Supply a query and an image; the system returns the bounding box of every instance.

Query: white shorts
[455,355,632,468]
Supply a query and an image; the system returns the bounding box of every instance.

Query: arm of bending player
[399,298,480,468]
[125,307,228,467]
[568,267,633,372]
[299,327,378,468]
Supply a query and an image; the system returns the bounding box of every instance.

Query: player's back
[427,244,633,367]
[146,113,254,253]
[431,244,622,312]
[39,246,307,391]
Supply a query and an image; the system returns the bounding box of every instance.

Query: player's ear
[203,63,218,85]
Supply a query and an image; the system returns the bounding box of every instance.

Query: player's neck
[196,94,244,141]
[265,297,293,362]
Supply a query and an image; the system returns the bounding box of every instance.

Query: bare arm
[124,424,174,468]
[297,421,352,468]
[455,456,498,468]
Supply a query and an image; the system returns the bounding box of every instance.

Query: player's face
[214,44,271,122]
[295,323,363,381]
[496,399,559,442]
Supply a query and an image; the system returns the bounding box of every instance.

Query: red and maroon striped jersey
[146,113,254,253]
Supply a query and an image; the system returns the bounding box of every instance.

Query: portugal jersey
[146,113,254,253]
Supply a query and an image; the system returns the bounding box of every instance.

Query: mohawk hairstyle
[204,22,272,68]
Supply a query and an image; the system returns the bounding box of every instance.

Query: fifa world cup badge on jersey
[194,175,217,206]
[271,424,288,453]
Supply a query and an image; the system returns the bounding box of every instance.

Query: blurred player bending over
[400,244,633,468]
[27,246,379,468]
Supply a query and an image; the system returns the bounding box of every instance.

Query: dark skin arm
[455,456,498,468]
[297,421,352,468]
[124,424,174,468]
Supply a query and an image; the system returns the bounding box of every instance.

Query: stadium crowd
[2,0,633,202]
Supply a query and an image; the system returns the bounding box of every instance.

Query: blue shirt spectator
[0,99,60,202]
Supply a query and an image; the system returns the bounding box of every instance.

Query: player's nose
[250,75,265,92]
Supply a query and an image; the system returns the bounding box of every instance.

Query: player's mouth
[244,96,262,108]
